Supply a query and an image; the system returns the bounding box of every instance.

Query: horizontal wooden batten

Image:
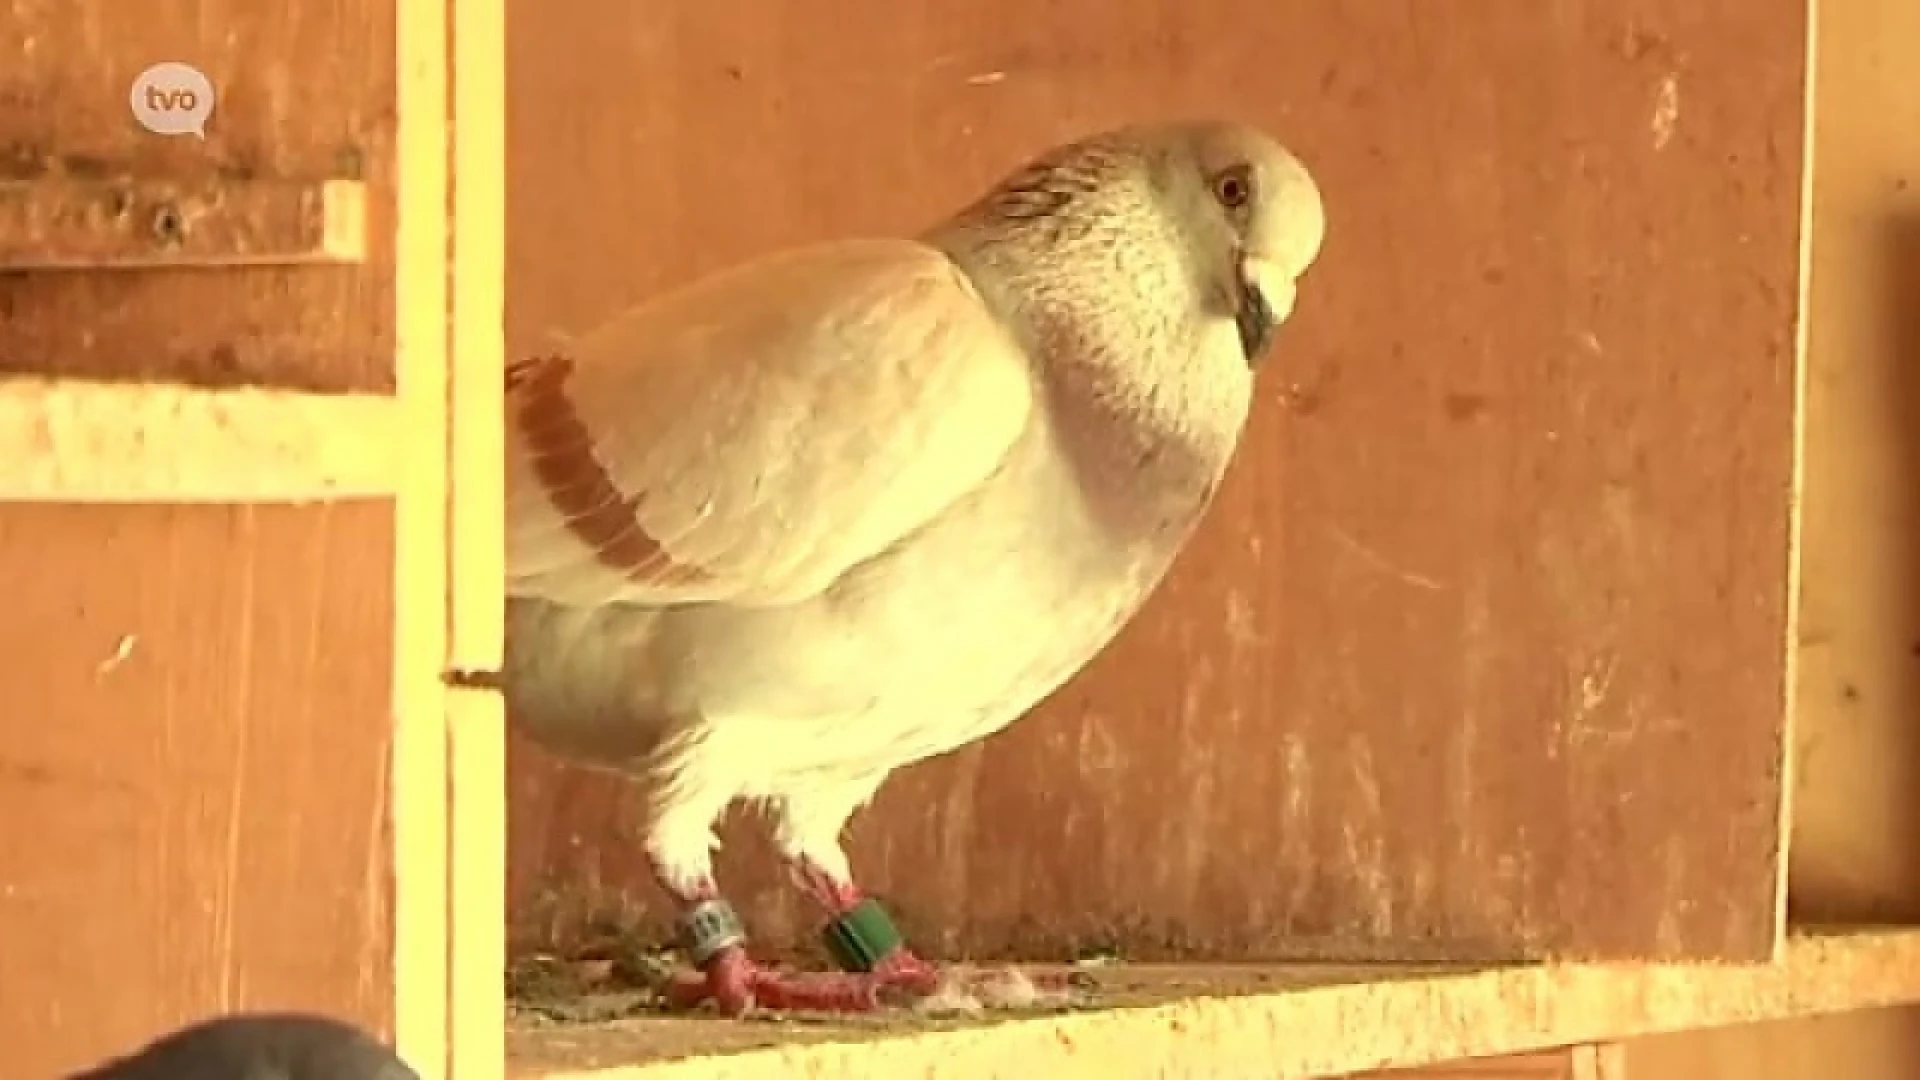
[0,377,401,502]
[0,177,367,270]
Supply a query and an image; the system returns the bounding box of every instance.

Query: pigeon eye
[1212,167,1253,209]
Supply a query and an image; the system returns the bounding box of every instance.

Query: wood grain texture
[1354,1044,1621,1078]
[0,0,398,392]
[504,0,1806,962]
[0,2,407,1074]
[0,176,366,270]
[444,0,509,1072]
[1785,0,1920,924]
[0,379,399,502]
[1626,1009,1920,1080]
[0,502,396,1079]
[387,0,453,1065]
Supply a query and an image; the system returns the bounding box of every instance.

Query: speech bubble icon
[130,62,215,138]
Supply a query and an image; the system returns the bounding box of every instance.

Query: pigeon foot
[662,943,941,1016]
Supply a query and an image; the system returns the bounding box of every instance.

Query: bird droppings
[911,965,1085,1017]
[506,913,1102,1040]
[507,961,1107,1067]
[510,959,1097,1024]
[507,919,683,1021]
[505,933,1920,1077]
[504,959,1498,1073]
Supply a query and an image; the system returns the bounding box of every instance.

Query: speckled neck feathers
[923,135,1254,525]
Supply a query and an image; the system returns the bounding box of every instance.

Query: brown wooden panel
[504,0,1804,962]
[0,1,397,392]
[1627,1009,1920,1080]
[0,502,395,1078]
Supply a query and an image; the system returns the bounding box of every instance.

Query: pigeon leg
[646,789,897,1016]
[774,786,943,1001]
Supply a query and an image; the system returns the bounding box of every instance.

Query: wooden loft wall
[1431,135,1920,1056]
[1613,0,1920,1067]
[487,0,1920,1075]
[0,0,505,1077]
[502,0,1805,965]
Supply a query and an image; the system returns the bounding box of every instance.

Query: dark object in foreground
[67,1012,418,1080]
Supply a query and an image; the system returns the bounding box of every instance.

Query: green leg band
[821,898,904,973]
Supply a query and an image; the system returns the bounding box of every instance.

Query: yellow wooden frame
[394,0,506,1076]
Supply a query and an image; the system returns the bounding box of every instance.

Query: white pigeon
[501,119,1326,1015]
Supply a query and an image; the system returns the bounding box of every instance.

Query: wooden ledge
[507,927,1920,1080]
[0,377,401,502]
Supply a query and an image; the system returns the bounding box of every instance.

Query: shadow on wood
[1788,206,1920,926]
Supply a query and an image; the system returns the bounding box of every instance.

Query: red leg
[661,946,888,1015]
[786,855,1087,1000]
[651,857,911,1016]
[786,855,942,998]
[783,853,1090,999]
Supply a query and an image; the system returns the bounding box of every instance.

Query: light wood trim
[393,0,454,1072]
[0,377,398,502]
[445,0,508,1072]
[0,177,366,270]
[1772,0,1819,949]
[449,687,507,1080]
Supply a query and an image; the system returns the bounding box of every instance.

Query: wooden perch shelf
[506,928,1920,1080]
[0,376,401,502]
[0,176,367,270]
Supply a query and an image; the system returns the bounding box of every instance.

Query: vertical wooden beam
[447,0,509,1073]
[393,0,454,1073]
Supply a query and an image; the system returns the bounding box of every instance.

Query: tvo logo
[130,62,216,138]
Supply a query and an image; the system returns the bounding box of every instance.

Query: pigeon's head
[1156,121,1326,365]
[934,119,1323,371]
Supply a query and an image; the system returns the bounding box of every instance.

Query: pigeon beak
[1234,253,1297,366]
